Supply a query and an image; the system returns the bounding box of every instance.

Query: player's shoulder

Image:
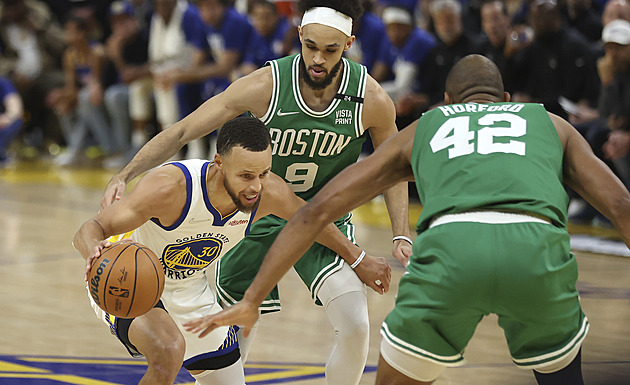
[363,75,394,106]
[141,163,189,197]
[233,65,273,89]
[362,75,395,120]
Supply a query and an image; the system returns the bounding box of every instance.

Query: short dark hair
[65,15,89,32]
[216,116,271,156]
[250,0,277,13]
[298,0,364,22]
[480,0,508,15]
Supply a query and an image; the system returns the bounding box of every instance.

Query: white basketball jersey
[131,159,257,289]
[92,159,252,362]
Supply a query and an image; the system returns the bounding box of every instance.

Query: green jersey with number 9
[411,102,568,232]
[258,54,368,200]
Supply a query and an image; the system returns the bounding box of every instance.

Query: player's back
[411,102,568,232]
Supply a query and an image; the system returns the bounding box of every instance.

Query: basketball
[88,242,165,318]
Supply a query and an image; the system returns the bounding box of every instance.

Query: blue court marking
[0,354,377,384]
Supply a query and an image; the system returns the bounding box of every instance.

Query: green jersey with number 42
[258,54,368,201]
[411,102,569,232]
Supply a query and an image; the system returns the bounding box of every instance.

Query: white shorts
[128,77,154,122]
[153,85,179,128]
[88,276,239,369]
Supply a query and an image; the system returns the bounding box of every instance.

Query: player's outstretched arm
[256,174,392,294]
[76,166,184,281]
[363,77,413,266]
[554,113,630,246]
[100,68,274,209]
[189,125,418,334]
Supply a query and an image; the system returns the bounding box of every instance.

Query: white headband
[382,7,413,25]
[301,7,353,37]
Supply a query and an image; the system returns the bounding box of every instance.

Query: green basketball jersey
[411,102,568,232]
[258,54,368,200]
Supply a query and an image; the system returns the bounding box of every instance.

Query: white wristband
[350,250,366,269]
[393,235,413,245]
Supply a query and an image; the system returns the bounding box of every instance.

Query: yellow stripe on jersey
[107,231,135,243]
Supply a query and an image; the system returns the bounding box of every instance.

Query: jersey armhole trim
[150,162,192,231]
[260,60,279,124]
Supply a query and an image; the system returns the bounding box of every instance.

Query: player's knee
[146,334,186,373]
[336,312,369,343]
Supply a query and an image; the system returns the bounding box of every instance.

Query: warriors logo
[163,238,223,272]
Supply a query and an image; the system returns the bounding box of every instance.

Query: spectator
[170,0,254,98]
[0,76,23,167]
[602,0,630,26]
[149,0,206,134]
[158,0,253,158]
[415,0,480,108]
[48,15,115,166]
[0,0,65,153]
[596,0,630,82]
[373,5,436,127]
[241,0,291,75]
[507,0,600,121]
[477,0,512,80]
[568,6,630,225]
[562,0,603,45]
[345,0,388,74]
[103,0,153,167]
[599,20,630,187]
[129,0,154,32]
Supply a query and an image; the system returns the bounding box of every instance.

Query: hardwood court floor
[1,161,629,385]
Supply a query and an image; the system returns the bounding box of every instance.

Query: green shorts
[381,221,588,368]
[215,214,355,313]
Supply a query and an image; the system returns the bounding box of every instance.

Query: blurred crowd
[1,0,629,224]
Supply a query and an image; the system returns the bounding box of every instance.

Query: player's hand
[183,300,260,338]
[604,130,630,160]
[392,239,412,267]
[84,239,133,281]
[101,176,127,210]
[353,254,391,294]
[84,239,112,281]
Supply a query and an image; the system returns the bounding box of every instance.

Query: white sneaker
[103,154,127,170]
[54,150,79,166]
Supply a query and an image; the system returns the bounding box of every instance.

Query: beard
[299,55,343,90]
[223,177,261,213]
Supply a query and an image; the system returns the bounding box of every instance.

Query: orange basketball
[88,242,165,318]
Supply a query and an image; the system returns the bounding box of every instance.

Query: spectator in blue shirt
[166,0,254,99]
[0,76,23,167]
[345,0,389,74]
[149,0,206,132]
[373,5,436,126]
[241,0,291,75]
[103,0,153,168]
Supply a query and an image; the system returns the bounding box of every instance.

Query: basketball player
[99,1,412,383]
[73,117,388,385]
[184,55,630,385]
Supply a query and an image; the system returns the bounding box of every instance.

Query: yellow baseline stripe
[0,373,122,385]
[0,360,49,373]
[246,366,324,381]
[171,364,325,385]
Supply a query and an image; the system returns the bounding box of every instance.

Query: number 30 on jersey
[430,113,526,159]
